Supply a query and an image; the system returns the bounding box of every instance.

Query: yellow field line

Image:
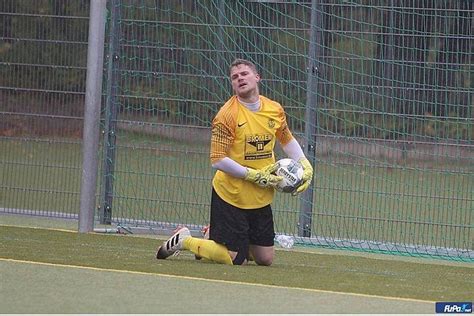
[0,257,434,304]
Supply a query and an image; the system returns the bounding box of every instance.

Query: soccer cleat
[156,227,191,259]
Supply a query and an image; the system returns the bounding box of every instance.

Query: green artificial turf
[1,225,472,302]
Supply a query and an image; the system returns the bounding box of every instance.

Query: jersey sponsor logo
[245,133,273,160]
[245,152,272,160]
[246,134,272,143]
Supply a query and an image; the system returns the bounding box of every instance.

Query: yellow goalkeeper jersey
[210,95,294,209]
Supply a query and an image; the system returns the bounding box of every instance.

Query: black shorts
[209,188,275,256]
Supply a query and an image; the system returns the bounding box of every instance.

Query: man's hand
[294,158,313,195]
[244,163,283,188]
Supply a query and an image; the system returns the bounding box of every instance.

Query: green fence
[1,0,472,261]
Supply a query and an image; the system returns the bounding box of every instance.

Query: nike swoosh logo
[238,122,247,127]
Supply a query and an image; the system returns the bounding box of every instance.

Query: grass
[1,135,473,255]
[1,224,473,302]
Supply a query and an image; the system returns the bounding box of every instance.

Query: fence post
[299,0,323,237]
[99,0,121,225]
[217,0,227,74]
[79,0,107,233]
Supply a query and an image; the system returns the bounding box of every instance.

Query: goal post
[92,0,472,260]
[78,0,107,233]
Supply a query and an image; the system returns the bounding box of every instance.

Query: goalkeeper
[156,58,313,265]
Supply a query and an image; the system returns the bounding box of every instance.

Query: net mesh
[0,0,472,261]
[104,0,472,260]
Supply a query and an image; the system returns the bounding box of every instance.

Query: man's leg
[249,245,274,266]
[195,225,256,263]
[208,188,250,265]
[194,225,209,260]
[247,204,276,266]
[183,237,233,265]
[155,225,232,264]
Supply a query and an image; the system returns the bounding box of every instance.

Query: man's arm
[281,138,305,162]
[212,157,247,178]
[212,157,282,188]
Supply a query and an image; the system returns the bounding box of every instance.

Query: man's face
[230,64,260,98]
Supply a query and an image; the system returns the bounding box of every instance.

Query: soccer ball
[274,158,303,193]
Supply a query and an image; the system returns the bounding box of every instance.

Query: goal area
[0,1,472,261]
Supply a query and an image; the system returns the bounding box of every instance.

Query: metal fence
[1,0,473,262]
[1,0,88,219]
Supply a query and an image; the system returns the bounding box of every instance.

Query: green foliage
[0,0,471,140]
[0,1,89,90]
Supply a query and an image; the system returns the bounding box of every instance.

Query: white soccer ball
[274,158,303,193]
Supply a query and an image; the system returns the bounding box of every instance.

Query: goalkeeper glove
[244,163,283,188]
[294,157,313,195]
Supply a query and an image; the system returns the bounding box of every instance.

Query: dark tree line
[373,0,472,117]
[1,0,472,139]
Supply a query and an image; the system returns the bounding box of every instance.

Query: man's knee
[250,246,274,266]
[254,253,273,266]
